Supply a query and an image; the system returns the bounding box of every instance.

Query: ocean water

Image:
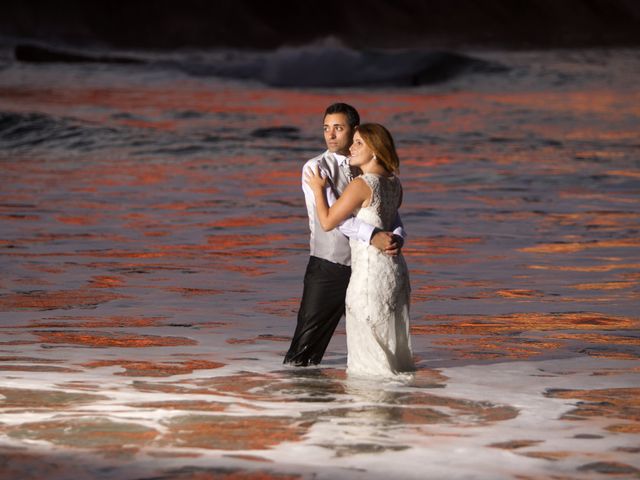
[0,45,639,479]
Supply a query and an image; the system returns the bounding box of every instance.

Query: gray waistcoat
[305,151,352,266]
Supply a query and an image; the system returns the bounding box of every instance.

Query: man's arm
[391,211,407,246]
[371,212,406,255]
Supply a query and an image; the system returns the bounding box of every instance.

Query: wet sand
[0,49,639,478]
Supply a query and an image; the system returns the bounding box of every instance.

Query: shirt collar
[332,151,349,166]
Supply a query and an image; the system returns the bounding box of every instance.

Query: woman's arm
[305,165,370,231]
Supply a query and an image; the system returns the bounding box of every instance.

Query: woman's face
[349,131,374,167]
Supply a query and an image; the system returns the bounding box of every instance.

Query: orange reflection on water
[3,417,159,452]
[83,359,225,377]
[582,350,639,360]
[34,331,197,348]
[520,239,640,254]
[256,297,300,317]
[55,215,101,226]
[546,388,640,428]
[606,169,640,179]
[0,316,167,330]
[553,333,639,346]
[209,216,295,228]
[496,289,545,298]
[404,236,482,258]
[206,233,286,247]
[539,211,640,230]
[571,281,636,291]
[253,169,300,187]
[0,289,125,311]
[165,287,224,297]
[226,335,290,345]
[412,312,639,336]
[487,90,640,116]
[159,414,309,452]
[89,276,125,288]
[431,337,564,360]
[528,263,640,273]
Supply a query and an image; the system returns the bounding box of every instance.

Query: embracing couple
[284,102,414,378]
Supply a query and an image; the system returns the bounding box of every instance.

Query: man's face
[323,113,354,155]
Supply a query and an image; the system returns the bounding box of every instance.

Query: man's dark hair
[324,103,360,129]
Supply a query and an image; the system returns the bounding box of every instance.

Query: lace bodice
[355,173,402,230]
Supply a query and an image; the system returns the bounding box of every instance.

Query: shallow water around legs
[0,49,639,479]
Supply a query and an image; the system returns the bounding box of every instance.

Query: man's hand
[371,231,401,256]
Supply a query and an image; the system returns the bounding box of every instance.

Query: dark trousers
[283,256,351,366]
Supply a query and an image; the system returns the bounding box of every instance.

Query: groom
[283,102,406,367]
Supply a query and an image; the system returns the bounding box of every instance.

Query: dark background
[1,0,640,50]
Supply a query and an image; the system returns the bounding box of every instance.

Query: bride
[305,123,414,377]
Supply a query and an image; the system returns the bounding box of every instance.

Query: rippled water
[0,48,639,479]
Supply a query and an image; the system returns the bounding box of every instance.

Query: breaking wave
[13,40,507,88]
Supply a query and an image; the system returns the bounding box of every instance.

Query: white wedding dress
[345,173,414,377]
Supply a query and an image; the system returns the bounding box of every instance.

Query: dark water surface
[0,48,639,479]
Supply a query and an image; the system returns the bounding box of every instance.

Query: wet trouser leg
[283,256,351,366]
